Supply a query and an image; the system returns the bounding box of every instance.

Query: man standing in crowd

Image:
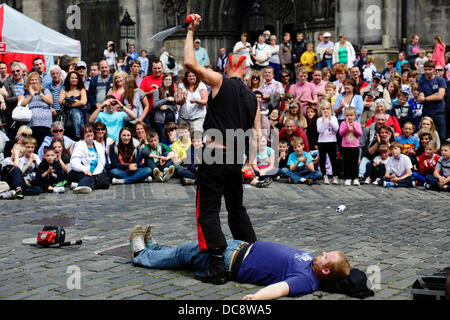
[419,61,447,142]
[316,32,334,69]
[87,60,113,113]
[292,32,307,71]
[184,14,261,285]
[194,39,210,67]
[76,61,91,91]
[140,60,164,124]
[350,66,369,92]
[32,57,52,88]
[46,65,64,116]
[216,48,228,74]
[310,69,327,102]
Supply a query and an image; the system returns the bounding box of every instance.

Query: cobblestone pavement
[0,179,449,301]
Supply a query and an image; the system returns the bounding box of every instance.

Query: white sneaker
[73,186,92,194]
[323,176,330,185]
[153,168,163,182]
[112,178,125,185]
[332,176,339,185]
[364,177,372,184]
[344,179,352,186]
[0,190,16,199]
[353,179,360,186]
[70,182,78,190]
[162,165,175,182]
[52,186,65,193]
[373,178,381,185]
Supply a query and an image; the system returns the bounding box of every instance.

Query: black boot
[194,254,227,285]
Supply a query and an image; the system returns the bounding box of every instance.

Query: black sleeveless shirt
[203,77,257,144]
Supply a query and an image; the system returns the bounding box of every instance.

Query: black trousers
[196,163,257,253]
[318,142,338,177]
[341,147,360,180]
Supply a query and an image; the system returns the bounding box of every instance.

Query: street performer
[184,14,262,285]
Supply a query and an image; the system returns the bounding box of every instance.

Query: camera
[289,104,294,110]
[110,100,118,106]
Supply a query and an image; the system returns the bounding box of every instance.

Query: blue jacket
[109,142,146,171]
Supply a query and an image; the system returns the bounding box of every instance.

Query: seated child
[390,90,413,127]
[246,135,275,188]
[20,137,41,186]
[414,129,434,169]
[364,144,390,185]
[171,123,192,166]
[425,141,450,192]
[35,147,65,193]
[413,141,440,185]
[145,132,175,182]
[278,139,289,170]
[253,135,279,179]
[177,131,203,186]
[280,137,323,185]
[1,144,42,199]
[383,141,415,188]
[395,121,419,163]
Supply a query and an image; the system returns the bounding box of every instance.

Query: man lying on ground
[129,225,351,300]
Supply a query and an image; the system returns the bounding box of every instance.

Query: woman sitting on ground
[109,127,152,185]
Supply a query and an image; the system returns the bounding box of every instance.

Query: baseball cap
[76,61,87,69]
[323,32,332,38]
[107,41,114,46]
[194,39,201,43]
[373,72,382,80]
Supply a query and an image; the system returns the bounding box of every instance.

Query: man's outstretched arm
[242,281,290,300]
[184,14,222,97]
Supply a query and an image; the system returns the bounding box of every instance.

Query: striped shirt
[47,81,65,111]
[13,81,25,97]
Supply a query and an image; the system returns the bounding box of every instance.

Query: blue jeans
[426,113,447,144]
[280,167,323,184]
[174,164,196,179]
[359,157,372,178]
[318,59,332,69]
[133,240,247,271]
[425,175,450,192]
[70,108,83,138]
[109,167,152,184]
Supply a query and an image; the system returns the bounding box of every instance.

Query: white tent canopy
[0,3,81,57]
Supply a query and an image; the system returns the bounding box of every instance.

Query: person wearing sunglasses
[2,63,26,136]
[37,121,75,160]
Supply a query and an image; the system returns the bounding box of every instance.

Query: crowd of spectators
[1,32,449,199]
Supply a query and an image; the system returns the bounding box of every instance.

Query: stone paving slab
[0,180,449,301]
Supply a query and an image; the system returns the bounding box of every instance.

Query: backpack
[167,55,175,69]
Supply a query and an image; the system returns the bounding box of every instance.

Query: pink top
[433,43,446,68]
[339,121,363,148]
[290,81,318,116]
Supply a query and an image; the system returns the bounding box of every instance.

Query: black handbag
[94,171,110,189]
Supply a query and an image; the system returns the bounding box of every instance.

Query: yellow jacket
[301,51,318,73]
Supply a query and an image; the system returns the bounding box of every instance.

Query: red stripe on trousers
[196,186,208,252]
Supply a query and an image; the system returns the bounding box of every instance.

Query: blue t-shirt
[96,111,127,141]
[396,135,419,153]
[287,151,314,168]
[418,76,447,115]
[87,145,99,173]
[237,241,319,297]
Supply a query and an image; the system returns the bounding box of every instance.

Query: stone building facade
[2,0,448,71]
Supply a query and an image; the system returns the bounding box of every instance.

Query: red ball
[243,169,254,180]
[186,14,195,24]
